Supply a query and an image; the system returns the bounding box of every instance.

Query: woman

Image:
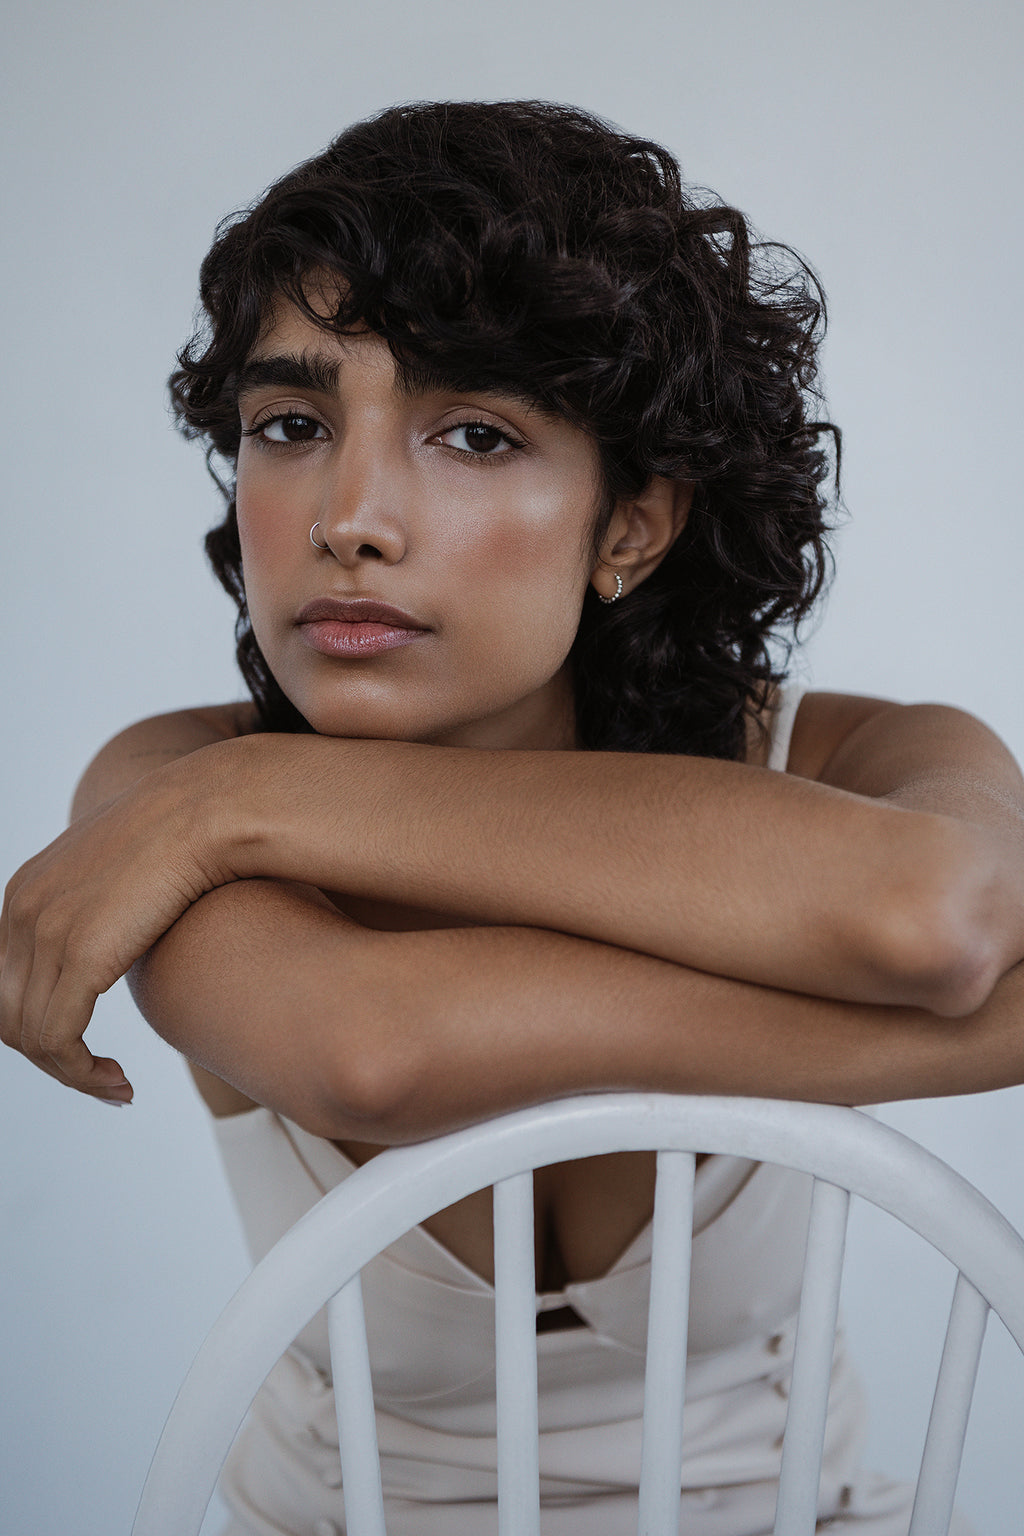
[3,101,1023,1533]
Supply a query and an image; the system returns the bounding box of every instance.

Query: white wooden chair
[131,1093,1024,1536]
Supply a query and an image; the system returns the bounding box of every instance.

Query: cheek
[235,477,304,598]
[446,479,594,588]
[238,504,289,570]
[461,521,538,583]
[235,520,280,623]
[442,492,593,674]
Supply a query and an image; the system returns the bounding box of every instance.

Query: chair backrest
[131,1093,1024,1536]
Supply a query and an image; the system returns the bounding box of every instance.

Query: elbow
[312,1012,426,1144]
[882,913,999,1019]
[870,817,1006,1018]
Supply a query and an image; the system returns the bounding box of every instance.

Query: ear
[590,477,693,603]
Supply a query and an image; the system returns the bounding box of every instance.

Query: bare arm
[4,693,1023,1102]
[204,694,1024,1015]
[129,872,1024,1144]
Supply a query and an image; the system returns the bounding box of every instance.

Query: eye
[439,421,518,457]
[247,412,327,445]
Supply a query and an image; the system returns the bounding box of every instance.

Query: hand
[0,755,235,1103]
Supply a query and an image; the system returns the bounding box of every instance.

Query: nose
[313,443,407,567]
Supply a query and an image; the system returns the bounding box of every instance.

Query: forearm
[375,930,1024,1141]
[205,728,1024,1015]
[21,701,1017,1108]
[130,877,1024,1145]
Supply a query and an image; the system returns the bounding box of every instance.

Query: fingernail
[97,1094,133,1108]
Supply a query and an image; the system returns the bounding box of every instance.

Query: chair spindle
[494,1171,541,1536]
[908,1272,989,1536]
[328,1274,387,1536]
[637,1149,696,1535]
[773,1178,850,1535]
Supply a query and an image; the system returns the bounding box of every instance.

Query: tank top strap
[766,683,808,773]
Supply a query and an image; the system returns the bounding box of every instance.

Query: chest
[333,1137,659,1291]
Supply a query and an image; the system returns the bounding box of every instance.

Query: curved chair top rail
[133,1093,1024,1536]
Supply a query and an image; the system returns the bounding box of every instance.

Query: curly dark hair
[170,99,837,759]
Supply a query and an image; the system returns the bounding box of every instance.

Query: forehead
[244,303,389,387]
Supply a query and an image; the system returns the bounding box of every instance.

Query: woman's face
[235,302,607,748]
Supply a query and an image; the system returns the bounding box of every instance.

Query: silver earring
[598,572,623,604]
[310,523,330,550]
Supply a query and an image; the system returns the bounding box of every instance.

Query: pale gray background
[2,1,1022,1532]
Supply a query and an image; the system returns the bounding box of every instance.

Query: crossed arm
[3,692,1024,1138]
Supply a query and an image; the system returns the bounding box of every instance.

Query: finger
[0,888,36,1053]
[39,1012,134,1102]
[0,881,11,963]
[34,963,119,1090]
[2,880,133,1103]
[17,933,68,1066]
[19,943,111,1090]
[11,1047,133,1104]
[87,1054,134,1103]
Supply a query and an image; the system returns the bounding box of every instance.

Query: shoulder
[781,690,1024,806]
[72,701,260,820]
[744,685,897,774]
[784,690,899,780]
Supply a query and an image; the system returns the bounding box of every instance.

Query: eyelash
[439,420,524,461]
[241,412,327,450]
[240,412,525,461]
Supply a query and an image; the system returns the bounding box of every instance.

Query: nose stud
[309,523,330,550]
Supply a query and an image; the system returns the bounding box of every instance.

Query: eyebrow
[236,350,342,400]
[236,347,551,419]
[395,361,544,415]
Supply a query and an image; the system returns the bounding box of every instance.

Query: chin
[297,696,445,743]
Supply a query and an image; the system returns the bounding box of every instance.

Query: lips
[296,597,427,628]
[295,596,430,658]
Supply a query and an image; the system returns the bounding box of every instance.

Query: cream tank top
[209,686,909,1535]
